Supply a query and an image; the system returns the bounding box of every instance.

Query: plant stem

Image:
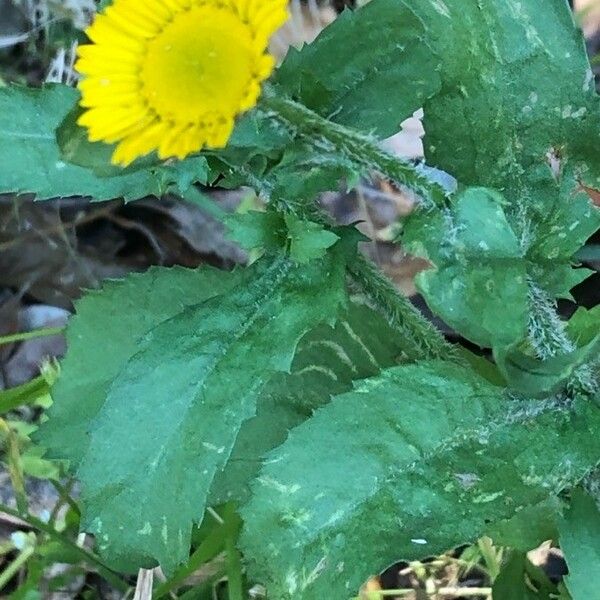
[526,279,574,359]
[348,254,455,361]
[261,90,449,210]
[225,535,244,600]
[153,508,241,599]
[0,375,50,414]
[0,544,35,590]
[256,90,458,360]
[49,479,81,525]
[0,327,64,348]
[282,197,454,362]
[0,418,28,513]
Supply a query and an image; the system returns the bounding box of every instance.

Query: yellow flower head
[76,0,288,166]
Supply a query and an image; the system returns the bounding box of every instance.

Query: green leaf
[39,265,248,467]
[495,305,600,397]
[487,498,562,551]
[209,300,411,505]
[426,0,600,292]
[400,0,600,197]
[404,186,597,357]
[55,104,158,177]
[224,210,285,253]
[404,187,529,348]
[153,504,240,600]
[225,110,291,155]
[567,305,600,347]
[267,142,359,203]
[0,85,208,201]
[559,489,600,600]
[240,362,600,599]
[492,552,557,600]
[284,214,339,263]
[204,109,292,183]
[274,0,441,137]
[0,375,51,414]
[39,247,351,573]
[379,0,599,329]
[454,348,506,387]
[496,338,599,397]
[225,210,340,263]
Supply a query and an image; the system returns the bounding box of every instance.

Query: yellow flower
[76,0,288,166]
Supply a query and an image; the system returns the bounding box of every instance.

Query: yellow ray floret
[76,0,288,166]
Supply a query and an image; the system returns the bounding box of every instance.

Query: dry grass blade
[133,568,154,600]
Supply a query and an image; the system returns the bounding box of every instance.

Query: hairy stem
[261,90,449,210]
[348,254,456,361]
[526,280,598,396]
[258,90,456,360]
[282,197,454,362]
[527,279,574,359]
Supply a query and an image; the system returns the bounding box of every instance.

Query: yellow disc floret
[76,0,288,165]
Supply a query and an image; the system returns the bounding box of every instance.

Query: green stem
[49,479,81,525]
[225,535,244,600]
[279,198,453,362]
[0,375,50,414]
[0,418,28,513]
[0,327,64,348]
[257,90,455,360]
[348,254,455,361]
[261,90,449,210]
[0,544,35,590]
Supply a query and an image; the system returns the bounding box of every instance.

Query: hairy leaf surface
[410,0,600,304]
[39,265,247,466]
[404,184,599,367]
[39,250,350,572]
[209,300,410,505]
[241,363,600,599]
[402,0,600,198]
